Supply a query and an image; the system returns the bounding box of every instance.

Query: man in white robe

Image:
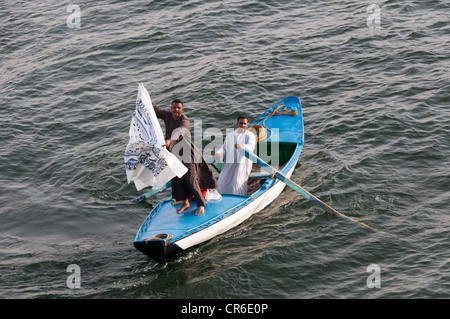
[214,116,256,195]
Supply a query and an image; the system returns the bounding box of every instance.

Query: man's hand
[162,140,172,148]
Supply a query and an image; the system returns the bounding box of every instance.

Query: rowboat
[133,96,304,261]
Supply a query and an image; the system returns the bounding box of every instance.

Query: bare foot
[177,200,190,213]
[195,206,205,215]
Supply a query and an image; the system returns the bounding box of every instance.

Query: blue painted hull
[134,96,304,261]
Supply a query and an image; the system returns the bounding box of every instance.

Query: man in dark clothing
[152,99,217,215]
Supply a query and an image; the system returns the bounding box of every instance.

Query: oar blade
[239,148,399,239]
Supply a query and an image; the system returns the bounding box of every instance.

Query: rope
[249,102,289,142]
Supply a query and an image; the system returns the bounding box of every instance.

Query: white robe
[215,130,256,195]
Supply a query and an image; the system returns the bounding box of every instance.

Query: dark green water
[0,0,448,299]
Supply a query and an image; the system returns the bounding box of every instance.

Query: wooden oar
[132,159,231,203]
[133,157,223,203]
[205,156,221,173]
[133,181,171,203]
[240,148,399,239]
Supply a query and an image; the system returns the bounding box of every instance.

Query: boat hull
[174,157,298,251]
[134,96,304,261]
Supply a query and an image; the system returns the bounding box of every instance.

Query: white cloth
[124,83,187,191]
[215,130,256,195]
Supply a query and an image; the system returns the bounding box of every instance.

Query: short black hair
[172,99,184,106]
[237,115,248,122]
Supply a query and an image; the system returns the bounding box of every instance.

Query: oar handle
[133,181,171,203]
[135,194,147,203]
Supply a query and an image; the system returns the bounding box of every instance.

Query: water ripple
[0,0,448,299]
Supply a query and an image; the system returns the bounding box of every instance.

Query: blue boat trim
[134,96,304,261]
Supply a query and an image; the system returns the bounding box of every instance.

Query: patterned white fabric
[124,83,187,191]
